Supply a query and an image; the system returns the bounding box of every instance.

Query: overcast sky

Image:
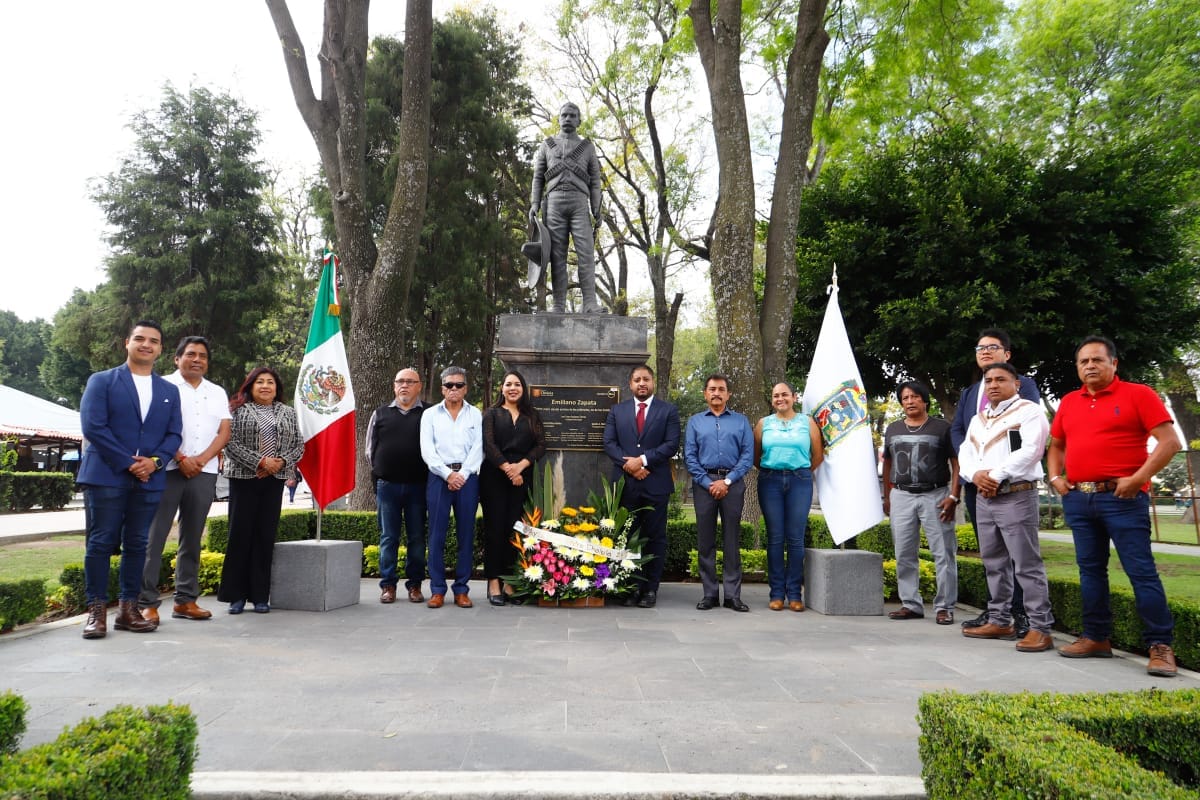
[1,1,541,322]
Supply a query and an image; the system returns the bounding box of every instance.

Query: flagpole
[315,506,323,542]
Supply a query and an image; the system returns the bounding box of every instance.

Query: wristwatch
[150,456,163,470]
[723,478,732,486]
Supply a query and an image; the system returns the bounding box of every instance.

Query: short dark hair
[977,328,1012,351]
[1075,335,1117,360]
[983,362,1019,380]
[896,380,930,406]
[629,364,654,380]
[129,319,164,342]
[704,373,729,390]
[174,335,210,359]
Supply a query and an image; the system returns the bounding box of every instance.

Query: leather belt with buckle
[706,468,731,477]
[447,462,463,471]
[897,483,947,493]
[1076,480,1118,493]
[996,480,1038,495]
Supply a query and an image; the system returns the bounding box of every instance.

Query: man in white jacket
[958,362,1054,652]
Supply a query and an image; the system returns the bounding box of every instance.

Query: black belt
[896,483,947,493]
[447,462,463,471]
[760,467,809,475]
[1076,480,1117,494]
[706,468,732,477]
[996,480,1038,495]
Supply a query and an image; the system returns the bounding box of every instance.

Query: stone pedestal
[804,548,884,616]
[496,314,651,509]
[270,540,363,612]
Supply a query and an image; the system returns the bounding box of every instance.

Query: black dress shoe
[1013,610,1030,638]
[723,598,750,612]
[961,610,989,629]
[487,592,506,607]
[622,592,642,607]
[636,591,657,608]
[696,596,719,610]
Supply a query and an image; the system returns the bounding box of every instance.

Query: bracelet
[947,495,959,503]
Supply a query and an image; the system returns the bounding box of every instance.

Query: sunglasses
[443,382,466,390]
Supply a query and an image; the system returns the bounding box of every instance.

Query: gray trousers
[545,191,598,311]
[693,479,746,600]
[977,489,1053,632]
[888,488,958,614]
[140,470,218,607]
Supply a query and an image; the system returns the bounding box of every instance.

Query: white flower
[620,559,635,571]
[523,535,541,551]
[600,518,615,530]
[543,519,561,530]
[602,577,617,590]
[572,577,591,591]
[524,565,544,581]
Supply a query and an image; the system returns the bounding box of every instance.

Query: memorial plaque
[531,384,619,451]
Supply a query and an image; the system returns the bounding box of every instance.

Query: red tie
[636,402,647,435]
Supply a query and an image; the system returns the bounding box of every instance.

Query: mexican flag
[294,250,356,509]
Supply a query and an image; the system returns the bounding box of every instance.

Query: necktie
[636,402,646,435]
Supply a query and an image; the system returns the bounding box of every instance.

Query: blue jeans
[426,473,479,597]
[758,468,813,602]
[83,484,162,603]
[1063,490,1173,645]
[376,479,427,590]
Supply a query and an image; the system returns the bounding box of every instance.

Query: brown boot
[82,601,107,639]
[113,600,156,633]
[1147,643,1177,677]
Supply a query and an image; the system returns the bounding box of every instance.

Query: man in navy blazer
[603,364,680,608]
[950,328,1040,633]
[77,320,183,640]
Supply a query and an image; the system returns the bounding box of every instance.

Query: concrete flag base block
[270,540,363,612]
[804,548,884,615]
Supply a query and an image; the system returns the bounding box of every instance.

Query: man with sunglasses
[419,366,483,609]
[950,328,1040,635]
[367,368,428,605]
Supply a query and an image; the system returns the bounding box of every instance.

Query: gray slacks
[977,488,1053,631]
[694,479,747,600]
[140,470,218,607]
[888,488,958,614]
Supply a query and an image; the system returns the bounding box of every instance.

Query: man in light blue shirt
[419,366,483,609]
[685,374,755,611]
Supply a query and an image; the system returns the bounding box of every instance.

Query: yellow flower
[577,522,599,532]
[580,565,595,576]
[561,507,578,517]
[564,524,581,534]
[600,537,614,548]
[579,506,596,514]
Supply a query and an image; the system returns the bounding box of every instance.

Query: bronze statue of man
[529,102,604,313]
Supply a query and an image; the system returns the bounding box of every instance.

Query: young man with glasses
[419,366,483,609]
[949,328,1040,635]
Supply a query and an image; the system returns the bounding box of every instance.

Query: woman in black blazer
[480,370,545,606]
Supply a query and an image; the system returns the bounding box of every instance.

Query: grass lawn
[1146,515,1200,546]
[0,536,86,593]
[1038,539,1200,605]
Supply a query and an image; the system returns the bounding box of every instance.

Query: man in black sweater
[366,368,429,604]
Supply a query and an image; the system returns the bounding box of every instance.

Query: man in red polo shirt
[1046,336,1181,677]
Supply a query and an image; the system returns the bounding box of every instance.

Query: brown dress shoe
[113,600,156,633]
[1147,643,1177,677]
[768,599,784,611]
[142,607,160,626]
[789,601,805,612]
[380,586,397,604]
[962,621,1016,639]
[935,610,954,625]
[407,587,424,604]
[82,601,107,639]
[427,593,445,608]
[172,602,212,620]
[1058,636,1113,658]
[1016,630,1054,652]
[454,594,473,608]
[888,607,924,620]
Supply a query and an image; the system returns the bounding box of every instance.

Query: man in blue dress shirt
[685,374,755,612]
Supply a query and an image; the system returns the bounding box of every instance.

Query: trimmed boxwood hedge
[0,691,26,756]
[919,689,1200,799]
[0,579,46,632]
[0,702,197,799]
[4,472,74,511]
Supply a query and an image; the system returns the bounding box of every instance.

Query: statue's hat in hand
[522,211,551,289]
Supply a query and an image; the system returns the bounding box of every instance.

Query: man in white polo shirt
[139,336,232,624]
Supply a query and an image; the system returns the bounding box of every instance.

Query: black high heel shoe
[487,582,506,607]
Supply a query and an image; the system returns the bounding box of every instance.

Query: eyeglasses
[974,344,1004,353]
[394,379,420,385]
[443,382,466,390]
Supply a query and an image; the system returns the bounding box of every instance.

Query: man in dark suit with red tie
[603,364,680,607]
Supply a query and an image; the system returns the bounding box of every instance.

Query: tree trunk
[761,0,830,390]
[688,0,765,406]
[268,0,432,510]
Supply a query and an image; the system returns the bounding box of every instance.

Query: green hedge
[0,472,11,514]
[919,689,1200,799]
[0,702,197,799]
[59,559,120,613]
[955,553,1200,671]
[882,558,936,602]
[5,472,74,511]
[0,579,46,632]
[685,548,768,581]
[0,692,26,756]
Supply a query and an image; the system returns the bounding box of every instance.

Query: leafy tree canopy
[0,312,50,399]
